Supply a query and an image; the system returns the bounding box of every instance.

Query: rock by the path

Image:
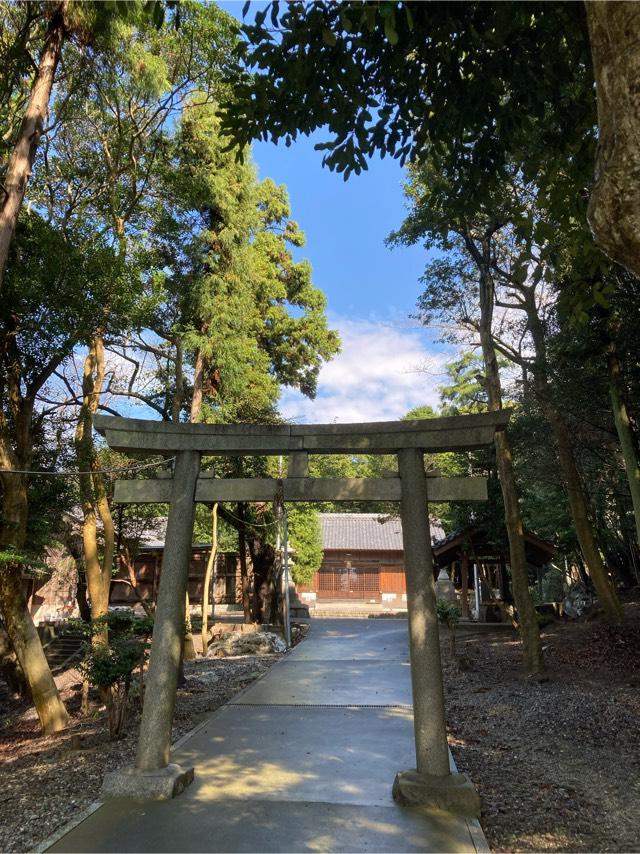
[208,631,286,658]
[563,584,592,619]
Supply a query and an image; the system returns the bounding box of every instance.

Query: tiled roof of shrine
[320,513,444,551]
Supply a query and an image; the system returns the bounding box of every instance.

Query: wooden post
[498,557,506,600]
[152,554,159,604]
[461,553,470,619]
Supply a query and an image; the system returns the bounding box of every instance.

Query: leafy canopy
[222,0,594,223]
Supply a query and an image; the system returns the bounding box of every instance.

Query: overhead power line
[0,457,175,477]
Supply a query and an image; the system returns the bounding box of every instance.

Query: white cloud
[280,318,455,424]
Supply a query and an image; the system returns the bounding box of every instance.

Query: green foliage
[193,504,238,552]
[75,611,152,689]
[223,1,594,224]
[3,212,137,358]
[0,546,48,574]
[0,1,178,170]
[0,213,140,554]
[79,638,144,690]
[388,141,638,579]
[509,407,577,555]
[29,2,238,249]
[402,404,437,420]
[438,353,489,416]
[223,2,614,321]
[307,452,396,514]
[0,4,42,166]
[286,505,323,586]
[436,600,461,626]
[153,99,340,422]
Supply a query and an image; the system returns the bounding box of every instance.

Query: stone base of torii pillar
[393,769,481,816]
[101,763,194,801]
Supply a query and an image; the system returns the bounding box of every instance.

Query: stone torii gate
[96,410,509,814]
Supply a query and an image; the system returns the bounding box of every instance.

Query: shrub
[74,611,153,739]
[436,600,461,656]
[436,600,461,626]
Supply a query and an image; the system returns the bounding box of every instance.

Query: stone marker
[436,568,457,605]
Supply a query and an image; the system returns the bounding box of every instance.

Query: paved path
[47,619,487,853]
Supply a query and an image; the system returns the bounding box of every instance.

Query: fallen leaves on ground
[444,594,640,852]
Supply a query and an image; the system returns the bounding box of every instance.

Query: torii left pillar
[101,450,200,800]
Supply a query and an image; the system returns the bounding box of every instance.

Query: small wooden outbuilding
[110,545,242,611]
[432,527,556,619]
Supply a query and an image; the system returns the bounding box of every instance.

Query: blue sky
[220,1,455,422]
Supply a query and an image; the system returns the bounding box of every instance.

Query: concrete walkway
[47,619,488,853]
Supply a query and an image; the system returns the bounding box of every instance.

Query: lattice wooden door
[317,566,380,599]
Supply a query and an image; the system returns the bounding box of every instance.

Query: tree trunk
[460,555,470,619]
[0,333,68,733]
[237,504,252,623]
[64,534,92,622]
[114,544,154,618]
[248,537,277,624]
[586,2,640,278]
[107,675,131,740]
[180,348,203,656]
[0,566,69,732]
[75,566,91,622]
[539,388,623,622]
[74,336,114,641]
[522,293,624,624]
[190,348,204,424]
[471,241,545,679]
[0,2,67,291]
[0,474,69,732]
[607,335,640,551]
[201,503,218,654]
[172,339,184,424]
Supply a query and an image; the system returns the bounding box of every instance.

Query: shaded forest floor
[444,589,640,852]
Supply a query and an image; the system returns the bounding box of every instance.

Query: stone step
[311,610,408,619]
[43,632,85,672]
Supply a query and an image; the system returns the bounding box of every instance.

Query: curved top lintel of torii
[94,410,511,457]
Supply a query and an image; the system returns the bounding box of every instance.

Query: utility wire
[0,457,176,477]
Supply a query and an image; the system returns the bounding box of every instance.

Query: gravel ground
[0,653,282,853]
[443,594,640,853]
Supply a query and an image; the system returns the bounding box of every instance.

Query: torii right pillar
[393,448,481,816]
